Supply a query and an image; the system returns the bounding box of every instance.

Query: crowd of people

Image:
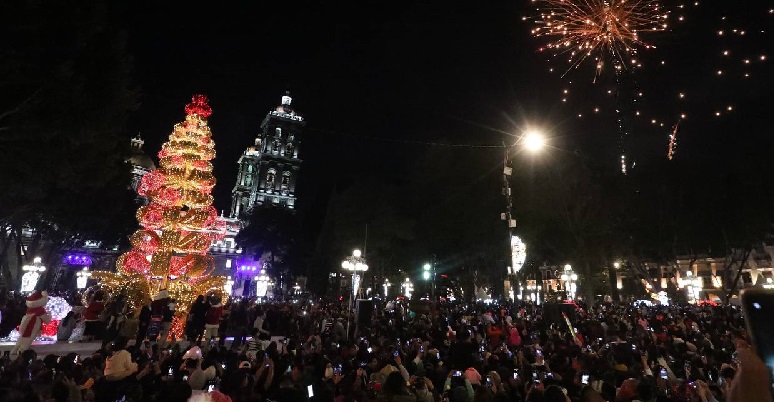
[1,289,772,402]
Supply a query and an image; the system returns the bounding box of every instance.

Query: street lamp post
[502,130,545,301]
[684,271,702,303]
[341,249,368,340]
[423,262,434,300]
[76,267,92,289]
[402,278,414,299]
[610,261,621,301]
[254,268,270,303]
[561,264,578,300]
[21,257,46,293]
[224,276,235,296]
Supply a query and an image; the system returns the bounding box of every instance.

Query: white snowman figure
[10,290,52,359]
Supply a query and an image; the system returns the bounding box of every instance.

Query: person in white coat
[104,335,138,381]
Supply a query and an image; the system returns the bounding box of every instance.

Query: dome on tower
[128,135,156,170]
[274,91,296,115]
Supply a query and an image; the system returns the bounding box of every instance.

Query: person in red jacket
[507,323,522,348]
[83,291,106,341]
[486,323,504,347]
[203,295,223,352]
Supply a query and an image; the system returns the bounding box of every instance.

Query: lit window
[226,259,232,268]
[285,142,294,157]
[281,172,291,188]
[266,169,276,188]
[275,127,281,137]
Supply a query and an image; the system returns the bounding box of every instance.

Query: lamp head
[523,131,546,152]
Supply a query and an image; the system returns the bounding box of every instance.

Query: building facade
[127,135,156,203]
[231,92,305,218]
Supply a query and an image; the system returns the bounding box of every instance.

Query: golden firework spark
[667,119,680,160]
[530,0,668,75]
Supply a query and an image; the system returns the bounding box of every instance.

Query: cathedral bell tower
[231,92,305,218]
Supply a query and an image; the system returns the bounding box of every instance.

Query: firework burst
[529,0,669,76]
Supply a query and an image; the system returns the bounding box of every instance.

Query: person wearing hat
[10,290,51,359]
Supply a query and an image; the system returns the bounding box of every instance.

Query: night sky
[119,1,773,235]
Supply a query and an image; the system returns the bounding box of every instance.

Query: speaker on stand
[355,299,373,338]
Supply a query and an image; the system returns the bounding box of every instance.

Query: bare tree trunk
[725,248,752,304]
[0,226,16,287]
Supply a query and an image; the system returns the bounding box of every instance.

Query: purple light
[63,254,92,266]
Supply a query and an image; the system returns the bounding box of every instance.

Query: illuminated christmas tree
[94,95,227,332]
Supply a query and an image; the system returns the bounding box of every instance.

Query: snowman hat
[26,290,49,308]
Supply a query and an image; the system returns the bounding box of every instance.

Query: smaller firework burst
[667,120,680,160]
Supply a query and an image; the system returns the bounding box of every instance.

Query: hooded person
[11,290,51,358]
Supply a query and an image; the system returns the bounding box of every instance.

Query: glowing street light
[224,276,234,296]
[21,257,46,293]
[523,131,546,152]
[254,269,271,300]
[76,267,92,289]
[342,249,369,297]
[341,249,368,340]
[402,278,414,299]
[561,264,578,300]
[383,279,391,297]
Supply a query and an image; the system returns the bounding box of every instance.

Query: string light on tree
[510,235,527,273]
[93,95,228,337]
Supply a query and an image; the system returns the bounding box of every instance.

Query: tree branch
[0,89,41,123]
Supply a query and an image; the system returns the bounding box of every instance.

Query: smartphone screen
[581,374,589,384]
[660,368,668,379]
[207,384,215,392]
[307,385,314,398]
[513,369,519,380]
[453,370,462,377]
[741,289,774,389]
